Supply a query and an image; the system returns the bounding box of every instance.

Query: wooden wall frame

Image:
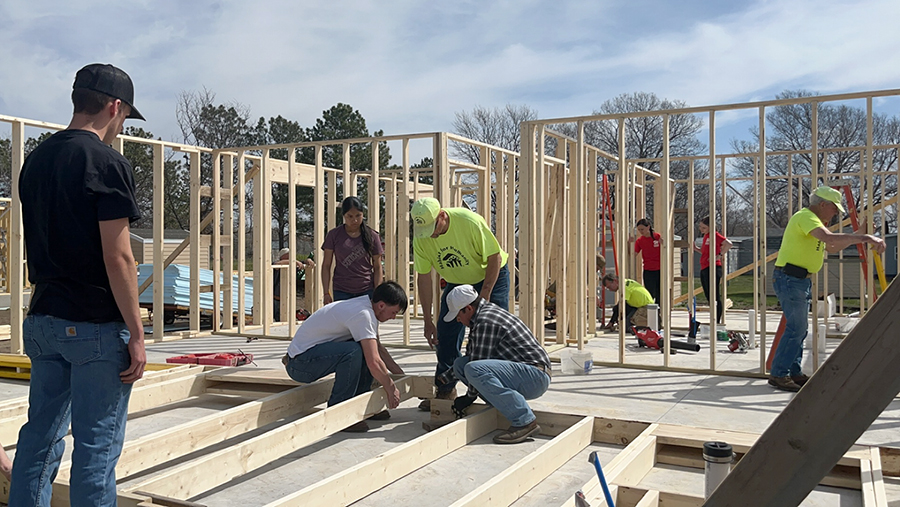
[520,88,900,376]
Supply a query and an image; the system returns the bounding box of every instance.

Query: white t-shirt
[286,296,379,357]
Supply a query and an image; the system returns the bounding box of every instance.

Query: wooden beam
[55,380,332,487]
[123,376,415,499]
[264,408,498,507]
[267,158,316,186]
[450,415,594,507]
[0,368,210,443]
[706,279,900,507]
[861,447,888,507]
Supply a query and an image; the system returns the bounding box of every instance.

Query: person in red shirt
[693,216,733,324]
[633,218,662,306]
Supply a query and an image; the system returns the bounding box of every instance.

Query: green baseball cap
[411,197,441,239]
[814,186,845,213]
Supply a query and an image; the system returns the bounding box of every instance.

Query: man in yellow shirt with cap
[601,273,655,334]
[411,197,510,410]
[769,186,885,392]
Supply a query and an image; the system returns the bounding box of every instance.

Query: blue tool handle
[588,451,615,507]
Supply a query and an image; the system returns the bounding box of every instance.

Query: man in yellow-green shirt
[601,273,655,334]
[411,197,510,409]
[769,186,885,392]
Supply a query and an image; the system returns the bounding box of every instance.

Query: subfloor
[1,309,898,505]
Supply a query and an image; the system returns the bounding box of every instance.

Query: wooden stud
[9,120,24,354]
[189,150,201,332]
[288,148,297,335]
[237,154,248,333]
[211,152,222,330]
[152,143,165,339]
[313,146,325,311]
[400,139,412,345]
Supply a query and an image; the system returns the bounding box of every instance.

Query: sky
[2,0,900,148]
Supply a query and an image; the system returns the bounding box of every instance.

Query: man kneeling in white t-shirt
[284,281,407,432]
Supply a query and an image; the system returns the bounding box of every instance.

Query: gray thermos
[703,441,733,498]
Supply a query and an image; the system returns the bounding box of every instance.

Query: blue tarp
[137,264,254,314]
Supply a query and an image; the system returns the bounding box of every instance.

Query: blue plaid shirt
[466,300,551,369]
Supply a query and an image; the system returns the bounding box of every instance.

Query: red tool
[634,329,701,353]
[166,352,254,367]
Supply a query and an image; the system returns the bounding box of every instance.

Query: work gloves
[452,394,478,418]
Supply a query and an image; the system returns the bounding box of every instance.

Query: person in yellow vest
[411,197,510,411]
[601,273,655,334]
[769,186,885,392]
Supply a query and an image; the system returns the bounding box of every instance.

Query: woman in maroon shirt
[321,197,384,304]
[633,218,662,306]
[693,216,733,324]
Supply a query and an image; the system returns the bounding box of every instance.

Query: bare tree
[731,90,900,232]
[451,104,538,164]
[176,88,254,149]
[451,104,538,233]
[551,92,709,238]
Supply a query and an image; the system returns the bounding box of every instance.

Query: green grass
[681,274,861,312]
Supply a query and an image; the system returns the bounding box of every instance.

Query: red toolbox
[166,352,253,367]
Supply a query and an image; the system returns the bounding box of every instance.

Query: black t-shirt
[19,129,140,322]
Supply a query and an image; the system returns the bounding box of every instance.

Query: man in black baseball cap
[9,63,146,505]
[73,63,144,120]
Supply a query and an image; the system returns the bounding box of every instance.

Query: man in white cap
[769,185,885,392]
[411,197,510,410]
[444,284,551,444]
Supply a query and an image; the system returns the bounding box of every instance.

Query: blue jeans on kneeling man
[284,340,373,406]
[452,355,550,427]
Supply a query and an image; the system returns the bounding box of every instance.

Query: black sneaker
[341,420,370,433]
[768,376,801,392]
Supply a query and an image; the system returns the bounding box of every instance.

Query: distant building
[130,228,210,270]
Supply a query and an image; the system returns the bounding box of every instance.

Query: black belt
[282,353,290,366]
[533,363,552,378]
[774,263,812,279]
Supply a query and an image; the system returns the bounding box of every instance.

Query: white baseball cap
[444,284,479,322]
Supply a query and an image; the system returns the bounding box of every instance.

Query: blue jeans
[10,314,133,507]
[453,356,550,427]
[435,264,510,393]
[333,289,373,302]
[770,269,811,377]
[284,340,373,406]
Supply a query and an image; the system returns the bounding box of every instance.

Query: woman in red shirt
[633,218,662,306]
[693,216,733,324]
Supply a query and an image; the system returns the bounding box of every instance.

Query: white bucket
[571,350,593,375]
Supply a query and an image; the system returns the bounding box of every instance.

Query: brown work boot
[341,420,370,433]
[493,420,541,444]
[367,410,391,421]
[768,376,801,392]
[791,374,810,387]
[418,390,457,411]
